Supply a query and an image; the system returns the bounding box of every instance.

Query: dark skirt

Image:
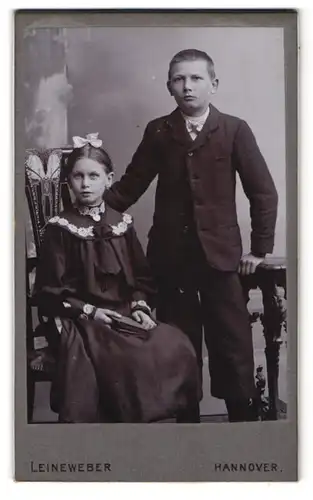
[50,317,201,423]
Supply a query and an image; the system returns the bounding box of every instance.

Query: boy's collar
[181,104,210,124]
[165,104,220,146]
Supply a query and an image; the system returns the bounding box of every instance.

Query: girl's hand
[94,308,122,324]
[132,310,156,330]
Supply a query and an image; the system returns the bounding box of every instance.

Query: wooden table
[242,257,287,420]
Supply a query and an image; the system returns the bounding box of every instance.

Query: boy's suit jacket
[105,105,278,275]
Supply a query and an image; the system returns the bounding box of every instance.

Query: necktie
[188,122,201,140]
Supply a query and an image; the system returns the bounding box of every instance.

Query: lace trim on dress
[48,213,133,239]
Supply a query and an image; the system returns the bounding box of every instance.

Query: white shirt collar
[182,105,211,136]
[182,104,210,125]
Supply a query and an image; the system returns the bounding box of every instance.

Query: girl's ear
[106,171,114,187]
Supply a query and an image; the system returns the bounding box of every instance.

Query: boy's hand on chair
[239,253,264,275]
[94,308,122,324]
[132,311,156,330]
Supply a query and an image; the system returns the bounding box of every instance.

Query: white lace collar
[74,201,105,222]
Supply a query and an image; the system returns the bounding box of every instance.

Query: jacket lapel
[189,104,220,151]
[165,108,193,146]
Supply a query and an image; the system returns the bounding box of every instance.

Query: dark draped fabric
[35,206,201,423]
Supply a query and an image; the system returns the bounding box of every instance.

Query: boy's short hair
[168,49,216,80]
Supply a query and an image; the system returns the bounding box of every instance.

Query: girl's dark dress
[35,205,200,423]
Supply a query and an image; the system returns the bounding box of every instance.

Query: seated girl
[34,134,201,423]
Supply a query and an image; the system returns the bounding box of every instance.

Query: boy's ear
[211,78,219,94]
[167,80,173,96]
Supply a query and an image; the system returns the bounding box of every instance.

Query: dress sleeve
[34,224,87,318]
[124,225,156,309]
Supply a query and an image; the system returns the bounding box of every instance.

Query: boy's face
[167,59,218,117]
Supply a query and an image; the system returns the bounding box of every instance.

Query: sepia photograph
[15,10,297,481]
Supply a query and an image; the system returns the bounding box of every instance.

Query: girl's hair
[168,49,216,80]
[66,143,114,178]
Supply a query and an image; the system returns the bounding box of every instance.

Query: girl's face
[69,158,113,206]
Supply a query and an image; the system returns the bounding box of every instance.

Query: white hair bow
[72,133,103,149]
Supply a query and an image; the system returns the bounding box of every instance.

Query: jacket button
[188,152,193,156]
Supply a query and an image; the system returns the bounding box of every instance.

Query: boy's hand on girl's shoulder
[132,310,156,330]
[239,253,265,275]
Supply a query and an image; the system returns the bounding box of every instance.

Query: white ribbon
[72,133,103,149]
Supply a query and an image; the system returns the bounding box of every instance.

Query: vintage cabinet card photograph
[14,9,298,482]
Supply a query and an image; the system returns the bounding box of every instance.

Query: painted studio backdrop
[23,26,287,420]
[24,26,286,255]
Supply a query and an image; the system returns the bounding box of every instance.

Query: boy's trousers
[155,265,256,403]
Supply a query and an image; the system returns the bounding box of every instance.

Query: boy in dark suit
[105,49,278,422]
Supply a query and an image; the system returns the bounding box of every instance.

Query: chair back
[25,147,73,255]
